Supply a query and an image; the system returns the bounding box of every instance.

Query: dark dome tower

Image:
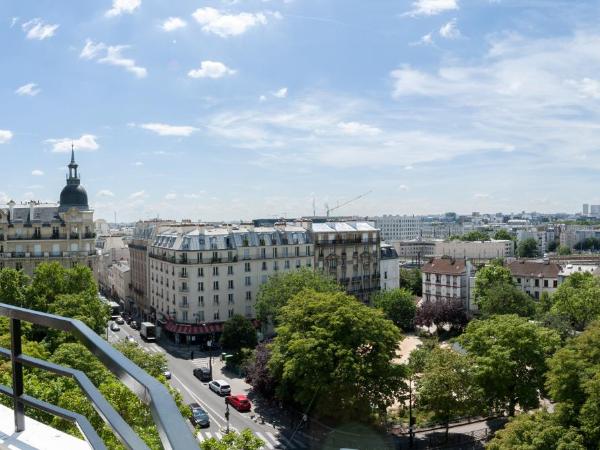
[59,146,89,212]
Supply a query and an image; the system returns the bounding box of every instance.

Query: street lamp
[224,400,230,434]
[201,323,214,378]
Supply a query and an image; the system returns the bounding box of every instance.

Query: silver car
[208,380,231,396]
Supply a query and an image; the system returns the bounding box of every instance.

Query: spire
[70,143,75,165]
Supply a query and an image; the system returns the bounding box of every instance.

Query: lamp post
[224,400,230,434]
[202,323,214,378]
[408,376,415,448]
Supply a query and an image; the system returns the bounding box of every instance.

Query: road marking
[278,433,299,449]
[255,431,274,449]
[197,432,205,442]
[265,432,281,447]
[171,374,227,426]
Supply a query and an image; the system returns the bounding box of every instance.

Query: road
[107,321,308,449]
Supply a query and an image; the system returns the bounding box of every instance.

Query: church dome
[58,148,90,212]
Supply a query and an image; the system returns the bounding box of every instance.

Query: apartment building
[507,260,560,299]
[371,215,421,241]
[434,239,514,261]
[391,239,436,262]
[380,243,400,291]
[311,222,380,302]
[148,224,313,344]
[107,261,131,304]
[422,258,473,310]
[0,151,97,275]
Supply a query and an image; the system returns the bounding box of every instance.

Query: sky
[2,0,600,222]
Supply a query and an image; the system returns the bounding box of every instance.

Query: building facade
[507,260,560,299]
[0,150,96,276]
[311,222,380,302]
[380,243,400,291]
[434,239,514,261]
[371,215,421,241]
[148,224,313,343]
[422,258,473,309]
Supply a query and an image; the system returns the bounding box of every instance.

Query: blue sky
[2,0,600,221]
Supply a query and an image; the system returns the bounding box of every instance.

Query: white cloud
[337,121,381,136]
[0,130,13,144]
[566,78,600,99]
[162,17,186,31]
[398,185,409,192]
[192,7,269,37]
[134,161,144,166]
[416,33,434,46]
[404,0,458,16]
[165,193,177,200]
[0,192,10,204]
[184,193,201,199]
[106,0,141,18]
[31,169,44,176]
[259,95,267,102]
[46,134,99,153]
[22,18,59,40]
[273,87,288,98]
[10,17,19,28]
[140,123,197,136]
[129,190,146,200]
[188,61,236,79]
[15,83,41,97]
[439,18,460,39]
[474,193,491,199]
[80,39,147,78]
[97,190,115,198]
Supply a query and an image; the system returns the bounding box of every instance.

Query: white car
[126,336,136,344]
[208,380,231,396]
[110,322,120,332]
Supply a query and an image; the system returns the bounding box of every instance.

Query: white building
[507,260,560,299]
[517,229,547,255]
[107,260,131,304]
[371,215,421,241]
[434,239,514,261]
[148,224,313,344]
[422,258,474,310]
[558,263,599,284]
[380,243,400,291]
[390,239,436,262]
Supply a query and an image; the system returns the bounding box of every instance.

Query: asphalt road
[107,320,308,449]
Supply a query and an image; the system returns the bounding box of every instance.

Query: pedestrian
[191,350,194,360]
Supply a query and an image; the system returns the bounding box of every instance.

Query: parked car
[208,380,231,396]
[163,368,172,380]
[126,335,136,344]
[193,367,212,382]
[115,316,125,325]
[130,321,139,330]
[189,403,210,427]
[110,322,120,332]
[226,395,252,412]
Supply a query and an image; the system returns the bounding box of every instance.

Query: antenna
[312,197,316,217]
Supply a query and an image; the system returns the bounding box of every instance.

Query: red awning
[164,321,224,335]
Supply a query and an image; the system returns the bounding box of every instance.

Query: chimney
[29,200,35,221]
[8,200,15,221]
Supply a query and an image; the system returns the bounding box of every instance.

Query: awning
[164,321,224,335]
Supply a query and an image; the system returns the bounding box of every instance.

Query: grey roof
[0,204,61,224]
[311,222,378,233]
[152,225,311,251]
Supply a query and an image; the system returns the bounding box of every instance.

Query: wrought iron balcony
[0,302,197,450]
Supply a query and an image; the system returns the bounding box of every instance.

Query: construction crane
[325,190,372,217]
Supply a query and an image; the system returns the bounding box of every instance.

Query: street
[107,321,309,449]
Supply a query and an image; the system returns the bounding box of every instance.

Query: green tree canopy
[201,429,264,450]
[557,245,572,255]
[550,272,600,331]
[416,348,482,438]
[372,288,416,331]
[493,230,513,241]
[475,282,535,317]
[220,314,258,353]
[487,411,585,450]
[458,230,490,241]
[458,315,560,416]
[399,268,422,296]
[0,268,29,306]
[269,289,405,420]
[255,268,341,327]
[517,238,539,258]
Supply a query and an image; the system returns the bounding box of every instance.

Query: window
[262,261,267,271]
[197,310,205,321]
[535,279,539,287]
[261,275,268,284]
[227,266,233,275]
[245,291,252,301]
[306,246,311,256]
[273,261,279,271]
[284,247,289,257]
[198,296,204,306]
[245,276,251,286]
[228,280,234,289]
[245,262,251,272]
[517,278,521,284]
[295,247,300,256]
[213,294,219,305]
[198,282,204,291]
[182,296,188,305]
[228,293,234,304]
[285,260,290,269]
[543,279,549,288]
[198,267,204,277]
[261,248,266,259]
[245,305,252,317]
[384,271,388,279]
[553,280,558,288]
[228,308,234,318]
[213,281,219,290]
[182,311,188,322]
[213,266,219,276]
[243,249,250,259]
[213,310,220,320]
[296,259,301,269]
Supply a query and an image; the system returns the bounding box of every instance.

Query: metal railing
[0,303,198,450]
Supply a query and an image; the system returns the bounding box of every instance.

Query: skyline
[2,1,600,221]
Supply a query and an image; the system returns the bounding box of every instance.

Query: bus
[108,301,121,320]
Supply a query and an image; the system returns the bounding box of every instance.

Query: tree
[476,282,535,317]
[255,268,340,327]
[269,289,405,420]
[493,229,513,241]
[487,412,585,450]
[459,230,490,241]
[245,341,276,398]
[399,268,422,296]
[557,245,572,256]
[550,272,600,331]
[0,268,29,306]
[547,239,559,252]
[458,315,560,416]
[201,429,264,450]
[220,314,257,353]
[372,288,416,331]
[113,341,168,379]
[473,263,514,299]
[414,299,468,332]
[416,348,482,440]
[517,238,539,258]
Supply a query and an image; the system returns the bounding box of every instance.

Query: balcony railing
[0,302,197,450]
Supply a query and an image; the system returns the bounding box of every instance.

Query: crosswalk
[196,430,305,449]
